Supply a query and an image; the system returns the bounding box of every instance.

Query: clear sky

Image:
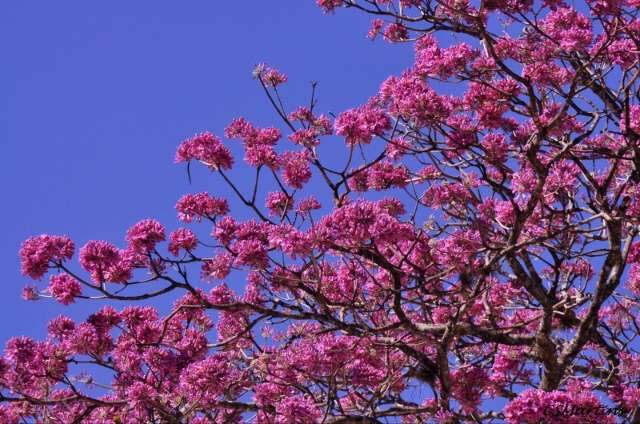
[0,2,412,345]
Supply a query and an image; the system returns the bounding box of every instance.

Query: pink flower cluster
[621,105,640,135]
[265,191,294,216]
[175,192,229,222]
[379,71,451,127]
[504,385,615,423]
[318,200,414,249]
[79,240,133,284]
[253,63,288,87]
[225,117,281,168]
[178,354,242,408]
[287,107,332,147]
[383,23,408,42]
[316,0,343,12]
[542,8,593,53]
[279,150,312,188]
[201,253,233,280]
[168,228,198,256]
[450,366,487,413]
[48,273,81,305]
[414,35,477,78]
[349,161,409,192]
[20,235,74,279]
[334,98,391,145]
[126,219,165,253]
[175,131,233,170]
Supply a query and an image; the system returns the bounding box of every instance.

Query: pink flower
[21,286,39,301]
[417,165,441,180]
[626,264,640,296]
[335,98,391,145]
[288,128,320,147]
[79,240,130,284]
[288,106,314,122]
[317,0,343,12]
[232,239,269,269]
[560,259,594,281]
[385,138,410,159]
[212,216,237,245]
[622,386,640,409]
[542,8,592,53]
[423,182,474,208]
[296,196,321,215]
[224,117,255,139]
[598,299,636,331]
[522,62,573,86]
[489,346,525,389]
[367,19,384,40]
[48,273,81,305]
[253,64,288,87]
[543,160,580,202]
[178,354,242,407]
[176,193,229,222]
[450,366,487,413]
[433,230,482,271]
[621,105,640,135]
[366,160,409,190]
[346,168,367,192]
[504,387,614,423]
[126,382,156,409]
[268,225,312,259]
[209,283,236,305]
[383,23,409,42]
[318,200,414,248]
[378,197,406,216]
[481,133,509,162]
[464,79,519,128]
[87,306,121,334]
[265,192,294,217]
[69,322,100,354]
[175,132,233,170]
[201,253,233,280]
[414,35,477,78]
[5,337,37,364]
[225,118,283,168]
[379,71,451,127]
[126,219,165,253]
[19,235,75,279]
[168,228,197,256]
[244,144,280,168]
[274,395,321,423]
[279,150,312,188]
[225,117,281,146]
[484,0,533,12]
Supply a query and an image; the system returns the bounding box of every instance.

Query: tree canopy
[6,0,640,422]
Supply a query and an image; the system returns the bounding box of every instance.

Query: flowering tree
[5,0,640,422]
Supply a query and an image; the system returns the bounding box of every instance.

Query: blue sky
[0,2,412,345]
